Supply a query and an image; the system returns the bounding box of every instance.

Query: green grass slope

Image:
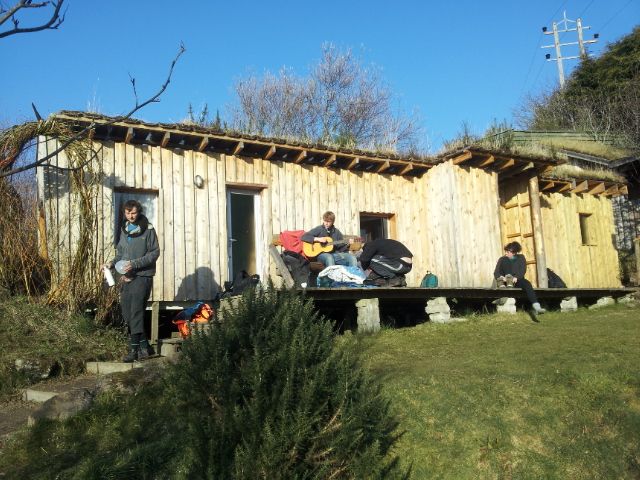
[362,305,640,479]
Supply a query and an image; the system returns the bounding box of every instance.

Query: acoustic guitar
[302,237,360,258]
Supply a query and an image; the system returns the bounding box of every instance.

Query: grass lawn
[361,304,640,479]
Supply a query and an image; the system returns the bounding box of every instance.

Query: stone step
[85,361,144,375]
[22,375,101,403]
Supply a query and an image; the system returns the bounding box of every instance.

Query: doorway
[226,189,262,281]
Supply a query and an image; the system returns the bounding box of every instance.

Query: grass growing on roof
[360,304,640,479]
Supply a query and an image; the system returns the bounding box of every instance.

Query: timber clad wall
[541,192,620,288]
[38,135,622,301]
[423,161,502,287]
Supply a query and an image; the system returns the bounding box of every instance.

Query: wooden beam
[619,185,629,195]
[541,180,556,191]
[587,182,606,195]
[197,136,209,152]
[323,154,336,167]
[232,141,244,156]
[347,157,360,170]
[497,158,516,171]
[294,150,307,164]
[376,160,391,173]
[452,150,473,164]
[268,245,294,288]
[87,128,96,140]
[572,180,589,194]
[540,165,555,175]
[528,176,548,288]
[124,127,134,144]
[602,184,620,196]
[161,131,171,148]
[264,145,276,160]
[557,183,572,193]
[500,161,535,180]
[400,163,413,176]
[477,155,495,167]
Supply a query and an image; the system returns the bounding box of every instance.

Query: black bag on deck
[282,250,310,287]
[223,270,260,297]
[547,268,567,288]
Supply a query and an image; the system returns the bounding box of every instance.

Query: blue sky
[1,0,638,151]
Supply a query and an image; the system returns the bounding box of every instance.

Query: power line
[579,0,597,18]
[599,0,635,33]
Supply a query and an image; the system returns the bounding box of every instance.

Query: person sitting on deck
[494,241,546,314]
[301,211,357,268]
[360,238,413,287]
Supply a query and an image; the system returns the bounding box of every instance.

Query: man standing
[105,200,160,362]
[360,238,412,287]
[302,211,357,268]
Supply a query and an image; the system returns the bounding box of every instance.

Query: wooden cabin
[36,112,627,303]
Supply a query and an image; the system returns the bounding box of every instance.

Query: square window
[114,190,158,244]
[579,213,594,246]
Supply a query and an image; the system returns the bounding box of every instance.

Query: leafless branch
[0,43,186,178]
[0,0,66,39]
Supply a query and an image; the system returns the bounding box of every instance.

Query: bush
[167,286,404,479]
[0,287,406,479]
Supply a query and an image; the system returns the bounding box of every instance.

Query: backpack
[547,268,567,288]
[172,302,215,338]
[420,271,438,288]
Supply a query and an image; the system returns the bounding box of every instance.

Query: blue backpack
[420,272,438,288]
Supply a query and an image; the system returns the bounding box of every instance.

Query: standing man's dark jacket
[112,215,160,277]
[494,253,527,280]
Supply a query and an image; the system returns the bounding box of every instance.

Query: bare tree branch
[0,43,186,178]
[0,0,66,39]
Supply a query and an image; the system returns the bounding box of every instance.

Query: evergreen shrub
[166,286,405,479]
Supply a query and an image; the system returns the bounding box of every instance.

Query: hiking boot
[496,276,507,288]
[387,276,407,287]
[505,275,516,287]
[137,348,150,361]
[122,349,138,363]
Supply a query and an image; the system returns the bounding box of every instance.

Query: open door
[226,189,262,282]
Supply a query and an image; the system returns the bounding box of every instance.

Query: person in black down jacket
[360,238,413,287]
[105,200,160,362]
[494,241,545,314]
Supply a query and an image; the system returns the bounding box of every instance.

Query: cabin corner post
[528,175,548,287]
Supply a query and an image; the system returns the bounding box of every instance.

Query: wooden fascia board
[451,150,473,165]
[323,154,336,167]
[197,136,209,152]
[294,150,307,164]
[572,180,589,194]
[124,127,134,144]
[59,115,427,173]
[264,145,277,160]
[232,141,244,156]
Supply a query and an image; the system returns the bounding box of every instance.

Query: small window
[114,189,159,244]
[579,213,594,246]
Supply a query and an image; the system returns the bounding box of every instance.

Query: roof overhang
[51,111,434,178]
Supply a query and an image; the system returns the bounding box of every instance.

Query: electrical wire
[599,0,635,33]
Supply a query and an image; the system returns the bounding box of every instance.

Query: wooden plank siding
[38,139,620,301]
[540,192,620,287]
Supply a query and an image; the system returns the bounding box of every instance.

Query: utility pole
[542,11,598,88]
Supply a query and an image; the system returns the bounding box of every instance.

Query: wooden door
[499,179,538,286]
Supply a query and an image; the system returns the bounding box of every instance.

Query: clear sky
[1,0,638,151]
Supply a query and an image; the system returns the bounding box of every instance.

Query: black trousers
[369,255,412,278]
[120,276,152,335]
[515,277,539,305]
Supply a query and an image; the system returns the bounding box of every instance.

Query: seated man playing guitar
[301,211,358,268]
